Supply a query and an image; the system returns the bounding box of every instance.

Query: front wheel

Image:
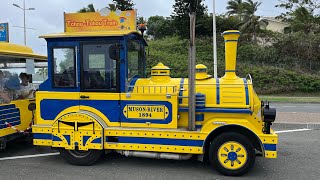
[59,148,103,166]
[209,132,255,176]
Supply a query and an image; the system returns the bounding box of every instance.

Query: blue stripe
[243,78,249,105]
[0,104,16,111]
[0,109,20,115]
[128,76,139,92]
[33,133,52,140]
[196,125,202,129]
[92,137,102,144]
[224,40,238,42]
[111,137,204,147]
[195,114,204,121]
[1,112,20,119]
[83,136,91,146]
[52,135,62,142]
[264,144,276,151]
[216,78,220,104]
[179,78,184,104]
[179,108,252,114]
[63,135,70,145]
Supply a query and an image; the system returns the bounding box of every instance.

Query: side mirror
[28,103,36,111]
[109,44,120,61]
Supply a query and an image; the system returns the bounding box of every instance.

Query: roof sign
[64,9,136,32]
[0,23,9,42]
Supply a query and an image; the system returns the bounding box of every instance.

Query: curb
[273,123,320,130]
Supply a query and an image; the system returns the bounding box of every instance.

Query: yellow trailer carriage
[0,42,47,150]
[33,28,277,176]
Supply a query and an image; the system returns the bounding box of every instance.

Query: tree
[37,68,48,80]
[276,0,320,34]
[78,4,96,12]
[226,0,245,20]
[239,0,267,43]
[113,0,135,11]
[147,16,175,39]
[171,0,208,38]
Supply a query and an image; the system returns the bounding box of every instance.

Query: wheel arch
[203,125,264,156]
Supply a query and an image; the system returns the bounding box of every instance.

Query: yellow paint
[222,30,241,80]
[218,141,247,170]
[0,42,47,61]
[0,100,34,137]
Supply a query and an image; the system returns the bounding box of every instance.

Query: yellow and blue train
[32,29,277,176]
[0,42,47,149]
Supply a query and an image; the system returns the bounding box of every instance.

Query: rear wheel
[209,132,255,176]
[59,147,103,166]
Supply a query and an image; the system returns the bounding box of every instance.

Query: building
[260,17,290,33]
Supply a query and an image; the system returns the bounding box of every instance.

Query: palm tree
[289,7,320,34]
[239,0,265,43]
[78,4,96,13]
[226,0,245,20]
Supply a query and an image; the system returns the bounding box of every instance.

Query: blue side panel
[179,108,252,114]
[179,78,184,104]
[120,101,172,124]
[112,137,204,147]
[264,144,277,151]
[33,133,52,140]
[120,38,127,93]
[40,99,120,122]
[216,78,220,104]
[195,114,204,121]
[243,78,249,105]
[0,104,21,130]
[63,135,71,145]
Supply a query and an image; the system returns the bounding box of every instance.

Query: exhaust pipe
[116,150,192,160]
[222,30,241,80]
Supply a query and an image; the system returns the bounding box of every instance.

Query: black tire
[59,148,103,166]
[209,132,255,176]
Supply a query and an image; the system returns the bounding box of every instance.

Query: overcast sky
[0,0,283,55]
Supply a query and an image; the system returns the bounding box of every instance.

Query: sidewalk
[273,112,320,129]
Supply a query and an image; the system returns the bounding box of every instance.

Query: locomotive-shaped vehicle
[0,42,47,149]
[33,11,277,176]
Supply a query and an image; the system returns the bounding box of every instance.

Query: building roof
[261,17,290,25]
[0,42,47,62]
[40,30,142,39]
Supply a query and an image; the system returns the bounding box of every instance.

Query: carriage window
[53,48,76,88]
[127,40,145,82]
[82,44,118,91]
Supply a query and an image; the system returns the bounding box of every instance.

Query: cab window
[127,40,145,81]
[52,48,76,88]
[82,43,119,92]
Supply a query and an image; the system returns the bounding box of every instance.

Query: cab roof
[40,30,147,46]
[0,42,47,62]
[40,30,141,39]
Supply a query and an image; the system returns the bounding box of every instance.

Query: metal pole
[188,12,196,131]
[213,0,218,78]
[23,0,26,45]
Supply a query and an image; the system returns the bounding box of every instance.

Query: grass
[260,95,320,103]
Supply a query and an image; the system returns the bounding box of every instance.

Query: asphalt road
[272,103,320,113]
[0,129,319,180]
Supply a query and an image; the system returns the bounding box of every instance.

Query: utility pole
[213,0,218,78]
[13,0,35,45]
[188,12,196,131]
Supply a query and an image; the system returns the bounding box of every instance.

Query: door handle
[80,95,90,99]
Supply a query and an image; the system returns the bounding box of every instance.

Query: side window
[127,40,145,82]
[53,48,76,88]
[82,44,118,92]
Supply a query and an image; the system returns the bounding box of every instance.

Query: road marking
[275,128,312,134]
[281,106,297,108]
[0,152,60,161]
